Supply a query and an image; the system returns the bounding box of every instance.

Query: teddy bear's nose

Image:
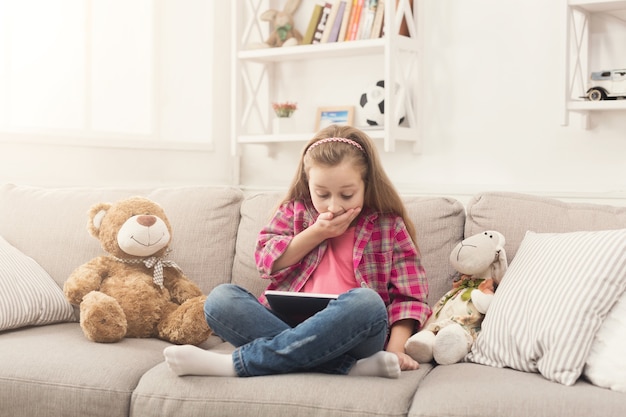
[137,215,157,227]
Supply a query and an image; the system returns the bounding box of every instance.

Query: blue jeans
[204,284,389,377]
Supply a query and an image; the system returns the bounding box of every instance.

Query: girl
[164,125,430,378]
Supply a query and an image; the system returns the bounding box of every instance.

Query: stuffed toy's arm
[63,257,109,305]
[470,279,495,314]
[164,270,203,304]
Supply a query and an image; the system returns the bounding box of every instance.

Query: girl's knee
[348,287,384,304]
[342,288,387,321]
[204,284,243,317]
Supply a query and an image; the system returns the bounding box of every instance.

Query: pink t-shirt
[302,227,358,295]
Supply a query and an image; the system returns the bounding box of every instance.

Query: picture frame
[315,106,355,130]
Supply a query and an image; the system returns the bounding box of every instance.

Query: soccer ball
[358,80,406,126]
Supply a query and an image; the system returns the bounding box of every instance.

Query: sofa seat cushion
[408,363,626,417]
[131,359,434,417]
[0,323,171,417]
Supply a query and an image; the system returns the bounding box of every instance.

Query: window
[0,0,215,148]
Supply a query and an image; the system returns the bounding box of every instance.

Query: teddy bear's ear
[87,202,112,238]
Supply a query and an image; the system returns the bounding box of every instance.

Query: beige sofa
[0,183,624,417]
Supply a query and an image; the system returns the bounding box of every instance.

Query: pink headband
[306,137,365,154]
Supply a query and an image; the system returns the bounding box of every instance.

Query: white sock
[348,351,401,379]
[163,345,237,377]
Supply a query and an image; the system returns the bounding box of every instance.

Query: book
[337,0,354,42]
[303,3,324,45]
[320,0,342,43]
[312,2,334,44]
[325,1,347,43]
[265,290,338,326]
[346,0,365,41]
[358,0,378,40]
[370,0,385,39]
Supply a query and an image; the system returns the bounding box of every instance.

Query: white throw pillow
[0,235,75,331]
[584,290,626,392]
[467,229,626,386]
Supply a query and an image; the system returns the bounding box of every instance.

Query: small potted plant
[272,101,297,117]
[272,101,297,133]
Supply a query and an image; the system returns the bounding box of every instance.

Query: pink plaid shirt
[255,199,431,328]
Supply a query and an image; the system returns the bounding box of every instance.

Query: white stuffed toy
[405,231,508,365]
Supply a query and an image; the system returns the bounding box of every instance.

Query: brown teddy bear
[64,196,211,345]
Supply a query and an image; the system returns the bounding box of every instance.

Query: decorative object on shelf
[583,69,626,101]
[272,101,298,134]
[259,0,303,48]
[315,106,355,130]
[359,79,406,126]
[272,101,298,118]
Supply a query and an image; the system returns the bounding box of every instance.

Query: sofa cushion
[584,288,626,392]
[0,184,244,294]
[132,358,434,417]
[0,235,74,331]
[231,192,283,297]
[465,191,626,261]
[467,229,626,386]
[409,363,626,417]
[231,193,465,306]
[403,196,466,305]
[0,323,171,417]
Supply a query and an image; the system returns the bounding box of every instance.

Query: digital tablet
[265,290,338,327]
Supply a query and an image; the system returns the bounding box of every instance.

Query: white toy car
[584,69,626,101]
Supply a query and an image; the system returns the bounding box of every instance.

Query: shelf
[568,100,626,111]
[562,0,626,127]
[238,36,418,63]
[238,133,312,144]
[237,127,419,145]
[238,128,386,145]
[239,39,384,62]
[568,0,626,12]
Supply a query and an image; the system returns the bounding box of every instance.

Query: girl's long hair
[283,124,417,243]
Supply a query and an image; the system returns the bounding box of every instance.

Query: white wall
[0,1,625,205]
[239,0,626,205]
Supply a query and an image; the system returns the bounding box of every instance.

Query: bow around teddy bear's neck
[112,250,181,289]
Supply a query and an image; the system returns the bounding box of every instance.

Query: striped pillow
[0,235,75,331]
[467,229,626,386]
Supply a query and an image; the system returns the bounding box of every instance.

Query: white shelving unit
[563,0,626,128]
[231,0,422,156]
